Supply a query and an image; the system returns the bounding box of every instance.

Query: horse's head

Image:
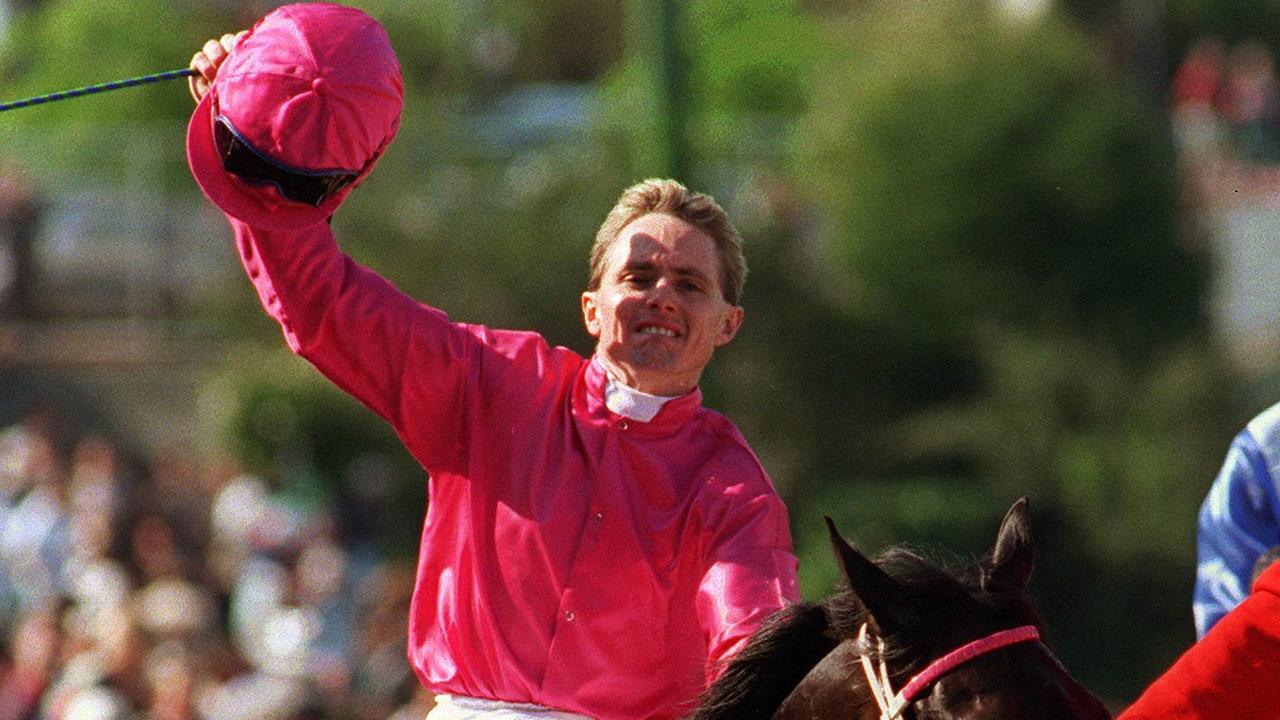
[774,497,1110,720]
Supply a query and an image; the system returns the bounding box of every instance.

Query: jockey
[1119,557,1280,719]
[185,5,800,720]
[1193,401,1280,637]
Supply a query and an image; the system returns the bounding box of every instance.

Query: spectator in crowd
[0,404,71,618]
[0,606,60,720]
[1170,36,1228,163]
[1168,37,1280,207]
[1215,40,1280,163]
[0,400,428,720]
[1172,37,1226,110]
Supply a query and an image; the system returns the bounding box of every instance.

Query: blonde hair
[587,179,746,305]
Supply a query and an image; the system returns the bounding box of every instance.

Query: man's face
[582,213,743,396]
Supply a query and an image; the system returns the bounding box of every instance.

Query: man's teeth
[639,327,677,337]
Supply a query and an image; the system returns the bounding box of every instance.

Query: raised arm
[185,9,585,480]
[185,16,474,472]
[229,218,477,471]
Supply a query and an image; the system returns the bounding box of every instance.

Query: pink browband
[857,624,1042,720]
[898,625,1041,703]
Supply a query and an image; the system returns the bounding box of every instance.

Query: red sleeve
[230,218,475,473]
[1118,561,1280,720]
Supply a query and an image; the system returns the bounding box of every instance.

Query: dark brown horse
[689,498,1110,720]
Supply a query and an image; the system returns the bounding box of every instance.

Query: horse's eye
[936,683,995,714]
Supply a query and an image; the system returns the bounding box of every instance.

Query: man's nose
[647,280,679,311]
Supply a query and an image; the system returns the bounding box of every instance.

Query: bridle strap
[899,625,1040,701]
[857,625,896,717]
[858,624,1041,720]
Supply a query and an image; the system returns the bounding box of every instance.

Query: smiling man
[583,201,745,398]
[187,7,798,720]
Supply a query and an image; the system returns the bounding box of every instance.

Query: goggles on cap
[213,114,358,207]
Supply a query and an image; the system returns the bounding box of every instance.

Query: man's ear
[714,305,744,347]
[581,291,601,338]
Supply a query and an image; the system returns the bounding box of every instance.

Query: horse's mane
[687,547,1042,720]
[687,601,837,720]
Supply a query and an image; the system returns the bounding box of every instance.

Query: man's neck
[598,358,686,422]
[594,353,697,398]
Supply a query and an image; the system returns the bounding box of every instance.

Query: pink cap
[186,3,403,229]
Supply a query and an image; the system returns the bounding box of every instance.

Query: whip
[0,68,196,113]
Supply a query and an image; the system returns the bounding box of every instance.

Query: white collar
[601,366,681,422]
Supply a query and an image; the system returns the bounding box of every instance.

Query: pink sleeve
[694,475,800,677]
[230,218,475,472]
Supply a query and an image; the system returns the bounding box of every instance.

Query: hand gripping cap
[186,3,403,229]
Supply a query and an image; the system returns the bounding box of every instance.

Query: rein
[857,623,1041,720]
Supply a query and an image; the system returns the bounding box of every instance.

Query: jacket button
[618,420,629,430]
[564,610,575,622]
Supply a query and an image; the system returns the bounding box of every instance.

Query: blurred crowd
[1171,37,1280,166]
[0,403,436,720]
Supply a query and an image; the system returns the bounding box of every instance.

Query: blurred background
[0,0,1277,717]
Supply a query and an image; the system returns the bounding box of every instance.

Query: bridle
[856,623,1041,720]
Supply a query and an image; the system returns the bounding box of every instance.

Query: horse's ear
[825,516,905,636]
[983,497,1034,596]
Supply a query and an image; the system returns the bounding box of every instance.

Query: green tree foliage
[798,2,1207,359]
[782,1,1241,699]
[596,0,820,178]
[893,330,1234,563]
[0,0,234,184]
[683,0,823,156]
[0,0,221,125]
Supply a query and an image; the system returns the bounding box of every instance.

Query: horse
[689,497,1110,720]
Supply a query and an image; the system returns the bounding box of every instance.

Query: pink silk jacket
[229,218,801,720]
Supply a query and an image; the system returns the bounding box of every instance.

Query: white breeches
[427,695,594,720]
